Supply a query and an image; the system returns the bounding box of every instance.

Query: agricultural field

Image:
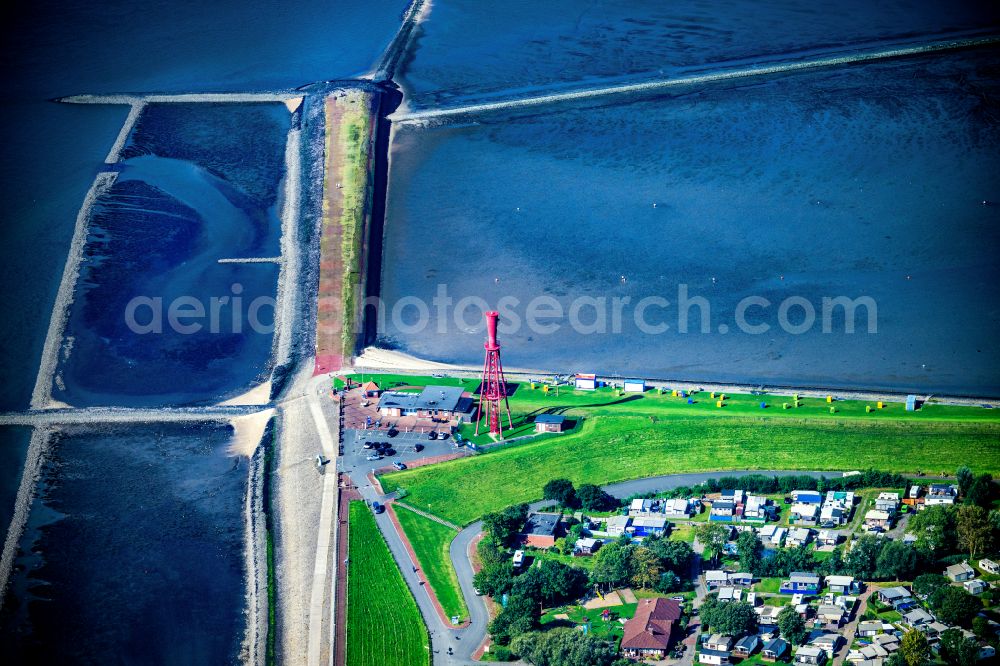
[382,412,1000,526]
[346,501,429,666]
[393,503,469,621]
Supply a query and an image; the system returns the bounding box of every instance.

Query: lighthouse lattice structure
[476,311,513,437]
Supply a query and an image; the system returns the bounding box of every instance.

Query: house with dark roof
[734,635,761,658]
[533,413,566,433]
[620,598,682,659]
[519,512,560,548]
[762,638,789,662]
[377,385,472,420]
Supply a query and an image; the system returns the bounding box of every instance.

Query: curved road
[369,468,832,664]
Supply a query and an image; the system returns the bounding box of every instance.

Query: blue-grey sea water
[0,0,408,662]
[381,1,1000,396]
[0,424,247,664]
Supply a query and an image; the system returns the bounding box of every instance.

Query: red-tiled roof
[621,598,682,650]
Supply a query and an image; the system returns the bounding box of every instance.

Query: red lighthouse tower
[476,311,513,437]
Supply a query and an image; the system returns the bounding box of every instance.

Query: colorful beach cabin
[780,572,821,595]
[574,373,597,390]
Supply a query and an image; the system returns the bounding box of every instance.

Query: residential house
[945,562,975,582]
[722,489,747,505]
[705,635,734,652]
[811,634,841,657]
[877,586,910,605]
[795,646,827,665]
[760,524,787,547]
[706,570,730,589]
[620,597,682,660]
[963,579,988,595]
[819,505,845,527]
[864,510,890,529]
[729,572,754,587]
[519,513,560,548]
[816,605,847,626]
[719,587,743,603]
[743,495,769,522]
[877,586,917,611]
[925,484,957,506]
[979,558,1000,574]
[795,603,812,619]
[762,638,789,662]
[872,634,900,653]
[793,490,824,505]
[826,575,855,594]
[663,498,692,517]
[630,498,659,516]
[902,607,934,628]
[781,572,822,595]
[758,606,782,626]
[630,516,668,538]
[734,636,761,658]
[712,499,737,521]
[791,503,820,524]
[857,621,882,638]
[923,622,950,639]
[786,528,813,548]
[574,538,601,556]
[605,515,631,537]
[817,530,841,548]
[979,558,1000,575]
[875,493,900,515]
[700,648,731,665]
[821,491,855,525]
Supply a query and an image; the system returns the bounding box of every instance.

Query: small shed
[623,378,646,393]
[575,373,597,390]
[534,413,566,433]
[905,395,917,411]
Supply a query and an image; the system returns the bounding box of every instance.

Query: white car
[366,453,381,461]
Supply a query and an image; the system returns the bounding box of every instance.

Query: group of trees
[909,502,997,560]
[542,478,618,512]
[956,466,994,510]
[590,534,694,593]
[699,598,758,637]
[510,629,630,666]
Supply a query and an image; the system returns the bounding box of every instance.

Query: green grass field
[346,501,429,666]
[393,504,469,622]
[382,412,1000,526]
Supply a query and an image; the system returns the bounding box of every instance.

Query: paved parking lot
[338,427,467,478]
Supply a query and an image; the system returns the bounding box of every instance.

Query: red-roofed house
[620,597,682,659]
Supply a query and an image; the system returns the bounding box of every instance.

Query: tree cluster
[589,534,694,593]
[511,629,627,666]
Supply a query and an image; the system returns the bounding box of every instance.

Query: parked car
[385,449,397,456]
[387,428,398,438]
[393,461,407,470]
[438,432,449,440]
[372,501,384,514]
[366,453,381,461]
[362,442,373,449]
[414,444,424,452]
[428,431,438,440]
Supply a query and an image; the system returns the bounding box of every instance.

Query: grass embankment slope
[346,501,429,666]
[393,504,469,621]
[370,377,1000,526]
